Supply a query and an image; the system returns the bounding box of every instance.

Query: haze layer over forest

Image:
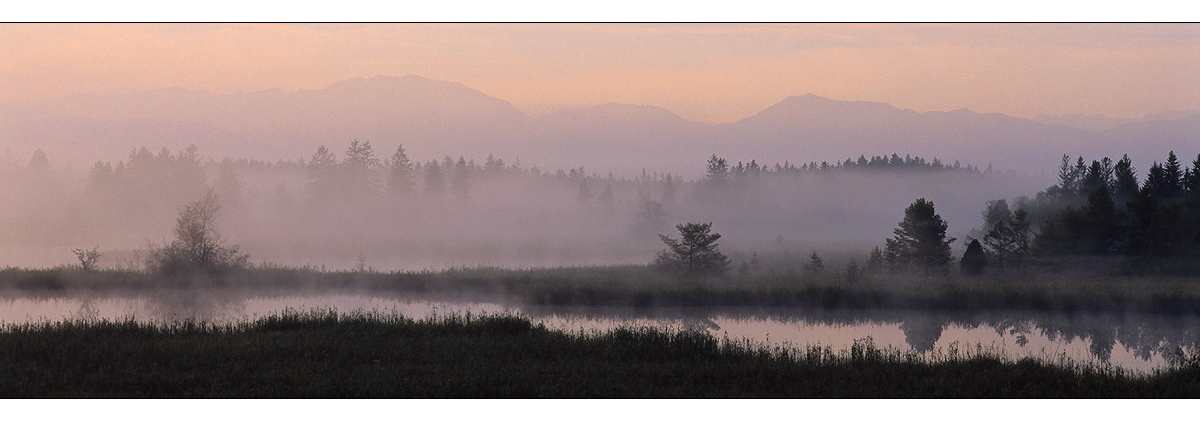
[1,75,1197,270]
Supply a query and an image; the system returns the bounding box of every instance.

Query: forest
[2,140,1021,270]
[3,142,1198,278]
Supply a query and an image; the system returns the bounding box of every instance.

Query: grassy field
[4,262,1200,315]
[1,310,1197,398]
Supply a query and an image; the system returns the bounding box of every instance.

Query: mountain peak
[783,93,830,103]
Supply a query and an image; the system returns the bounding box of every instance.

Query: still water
[3,291,1198,374]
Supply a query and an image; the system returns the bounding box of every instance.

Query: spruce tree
[1113,155,1139,207]
[705,155,729,188]
[961,239,987,276]
[387,145,415,196]
[1164,151,1183,200]
[423,161,444,197]
[804,252,825,275]
[1082,185,1120,255]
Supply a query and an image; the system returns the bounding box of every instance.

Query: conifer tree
[387,144,415,196]
[1163,151,1183,201]
[597,184,614,207]
[306,145,338,202]
[655,222,730,275]
[884,198,956,272]
[451,157,471,199]
[803,251,825,275]
[1113,155,1139,206]
[705,155,729,188]
[423,160,444,197]
[577,179,593,203]
[961,239,987,276]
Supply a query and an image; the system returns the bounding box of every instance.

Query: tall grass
[3,262,1200,314]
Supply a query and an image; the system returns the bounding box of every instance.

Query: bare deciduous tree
[72,246,101,271]
[146,191,248,276]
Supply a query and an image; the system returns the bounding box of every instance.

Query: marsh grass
[3,263,1200,315]
[1,310,1197,398]
[3,261,1200,314]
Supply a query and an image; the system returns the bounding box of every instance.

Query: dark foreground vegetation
[1,311,1198,398]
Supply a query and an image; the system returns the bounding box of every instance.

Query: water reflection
[2,290,1198,373]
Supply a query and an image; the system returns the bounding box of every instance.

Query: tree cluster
[1029,151,1200,261]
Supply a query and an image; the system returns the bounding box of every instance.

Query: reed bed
[9,263,1199,315]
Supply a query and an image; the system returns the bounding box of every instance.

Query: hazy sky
[3,23,1199,123]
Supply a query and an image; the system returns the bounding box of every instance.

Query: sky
[3,22,1199,123]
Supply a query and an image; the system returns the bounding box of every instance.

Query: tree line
[871,151,1200,276]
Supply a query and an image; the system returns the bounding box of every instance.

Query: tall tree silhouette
[961,239,987,275]
[884,198,956,272]
[423,160,445,197]
[655,222,730,275]
[387,144,415,197]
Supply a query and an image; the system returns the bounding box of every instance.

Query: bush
[72,247,101,271]
[961,239,987,276]
[145,191,248,276]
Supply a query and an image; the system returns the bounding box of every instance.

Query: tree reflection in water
[4,291,1199,370]
[899,315,943,352]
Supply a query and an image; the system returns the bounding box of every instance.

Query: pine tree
[577,179,594,203]
[1188,153,1200,195]
[1057,155,1080,197]
[1164,151,1183,200]
[982,220,1015,268]
[597,184,614,207]
[981,199,1013,229]
[705,155,729,188]
[654,222,730,275]
[884,198,956,272]
[804,251,825,275]
[1082,184,1119,255]
[661,173,676,205]
[1009,209,1032,265]
[484,153,505,175]
[306,145,338,202]
[1113,154,1139,207]
[1078,160,1107,197]
[387,145,415,196]
[215,161,244,212]
[867,246,884,272]
[451,157,471,199]
[632,200,669,237]
[1144,162,1169,200]
[423,160,444,197]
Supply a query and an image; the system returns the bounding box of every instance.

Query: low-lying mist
[0,143,1042,271]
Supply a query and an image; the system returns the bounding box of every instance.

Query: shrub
[145,191,248,276]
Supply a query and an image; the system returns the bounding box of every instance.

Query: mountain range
[3,74,1197,182]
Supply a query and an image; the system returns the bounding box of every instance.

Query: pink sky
[2,23,1198,123]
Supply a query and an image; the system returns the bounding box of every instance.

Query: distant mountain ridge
[3,75,1197,181]
[1034,110,1200,132]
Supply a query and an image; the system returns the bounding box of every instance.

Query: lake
[2,290,1197,374]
